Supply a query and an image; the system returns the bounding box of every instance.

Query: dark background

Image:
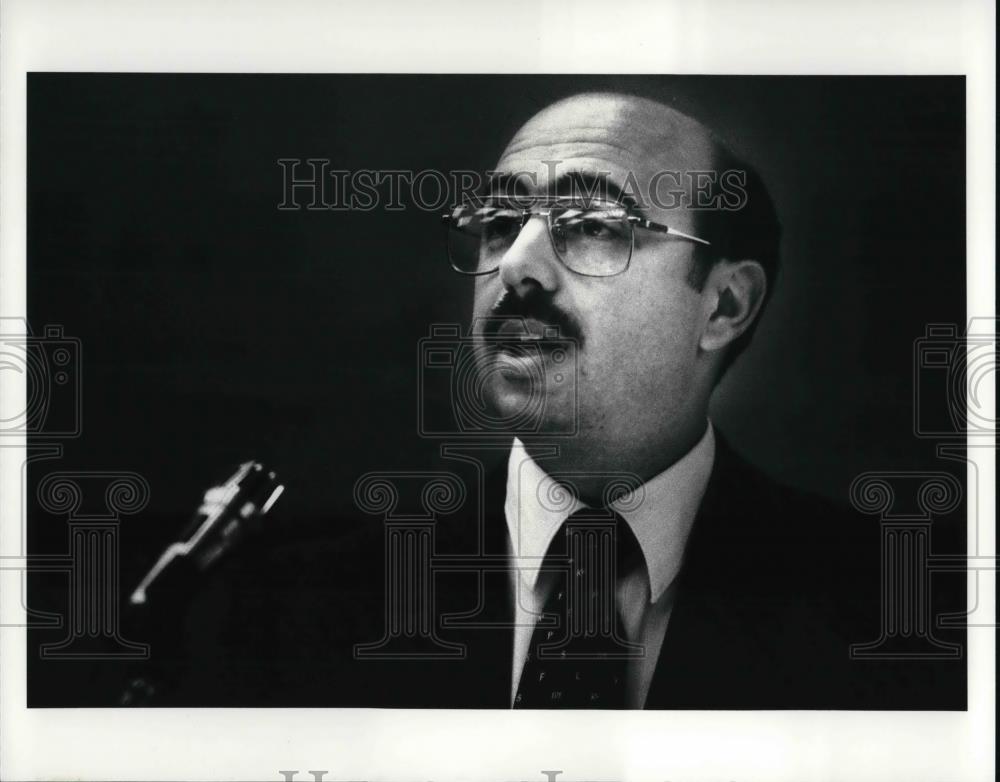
[26,75,967,703]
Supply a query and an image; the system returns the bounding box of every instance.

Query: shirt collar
[504,421,716,603]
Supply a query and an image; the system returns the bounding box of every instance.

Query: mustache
[483,287,584,345]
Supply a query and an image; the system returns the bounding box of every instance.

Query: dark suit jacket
[162,434,965,709]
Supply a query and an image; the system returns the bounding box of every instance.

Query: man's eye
[560,215,622,240]
[482,214,519,240]
[581,219,612,237]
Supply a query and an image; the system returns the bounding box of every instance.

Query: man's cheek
[471,281,496,316]
[470,295,489,320]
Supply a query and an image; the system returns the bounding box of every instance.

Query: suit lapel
[644,434,774,708]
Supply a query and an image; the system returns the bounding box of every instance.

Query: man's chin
[481,380,572,436]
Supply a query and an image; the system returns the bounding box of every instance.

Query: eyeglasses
[442,197,711,278]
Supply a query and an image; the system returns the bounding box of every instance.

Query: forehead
[494,95,715,200]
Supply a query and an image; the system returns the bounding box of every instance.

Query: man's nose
[497,215,562,295]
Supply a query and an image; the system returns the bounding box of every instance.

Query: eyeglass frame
[441,196,712,278]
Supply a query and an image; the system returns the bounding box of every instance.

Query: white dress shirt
[504,422,716,708]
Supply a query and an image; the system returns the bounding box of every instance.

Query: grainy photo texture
[20,74,975,710]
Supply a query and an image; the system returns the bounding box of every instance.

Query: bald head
[499,92,720,183]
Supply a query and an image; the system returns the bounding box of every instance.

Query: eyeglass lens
[448,202,633,277]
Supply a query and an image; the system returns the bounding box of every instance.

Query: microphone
[129,461,284,608]
[119,461,284,705]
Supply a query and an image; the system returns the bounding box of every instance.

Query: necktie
[514,508,643,709]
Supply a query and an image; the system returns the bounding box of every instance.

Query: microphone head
[129,461,285,607]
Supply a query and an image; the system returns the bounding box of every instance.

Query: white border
[1,1,995,780]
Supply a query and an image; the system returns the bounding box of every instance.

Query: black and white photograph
[1,2,994,781]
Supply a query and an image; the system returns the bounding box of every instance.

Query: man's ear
[699,259,768,353]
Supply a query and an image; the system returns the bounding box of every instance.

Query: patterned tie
[514,508,644,709]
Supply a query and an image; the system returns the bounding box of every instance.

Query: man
[433,91,871,709]
[162,92,957,710]
[445,92,775,709]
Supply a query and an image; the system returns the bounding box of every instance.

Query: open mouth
[475,316,573,390]
[480,319,561,386]
[489,317,560,346]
